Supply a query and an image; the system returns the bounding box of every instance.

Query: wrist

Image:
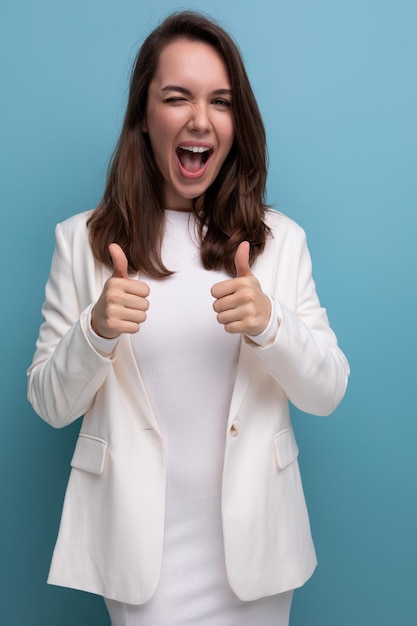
[87,306,120,356]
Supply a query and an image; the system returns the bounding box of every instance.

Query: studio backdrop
[1,1,416,624]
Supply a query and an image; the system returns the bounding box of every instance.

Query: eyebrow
[161,85,232,97]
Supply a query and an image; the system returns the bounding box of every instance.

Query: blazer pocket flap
[70,434,108,475]
[273,427,299,469]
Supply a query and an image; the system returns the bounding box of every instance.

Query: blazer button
[230,421,240,437]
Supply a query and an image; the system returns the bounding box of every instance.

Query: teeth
[179,145,210,153]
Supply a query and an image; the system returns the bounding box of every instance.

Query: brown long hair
[88,11,270,277]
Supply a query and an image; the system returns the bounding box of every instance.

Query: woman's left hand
[211,241,271,336]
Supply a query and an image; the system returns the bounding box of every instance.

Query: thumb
[234,241,251,277]
[109,243,129,278]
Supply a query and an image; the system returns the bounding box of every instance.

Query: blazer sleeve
[247,219,349,416]
[27,220,115,428]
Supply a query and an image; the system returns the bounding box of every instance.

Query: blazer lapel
[227,339,254,427]
[117,336,161,434]
[226,239,277,428]
[99,264,161,434]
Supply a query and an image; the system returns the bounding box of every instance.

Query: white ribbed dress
[104,210,293,625]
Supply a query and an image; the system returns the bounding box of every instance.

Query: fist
[211,241,271,336]
[91,244,150,339]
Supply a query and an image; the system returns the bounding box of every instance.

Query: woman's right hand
[91,243,150,339]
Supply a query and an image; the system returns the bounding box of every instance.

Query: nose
[188,102,211,133]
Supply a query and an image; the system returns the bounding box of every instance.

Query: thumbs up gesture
[211,241,271,336]
[91,244,150,339]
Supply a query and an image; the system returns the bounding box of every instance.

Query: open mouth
[176,145,212,174]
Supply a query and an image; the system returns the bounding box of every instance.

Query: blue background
[1,1,416,624]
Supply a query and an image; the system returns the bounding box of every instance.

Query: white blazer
[27,209,349,604]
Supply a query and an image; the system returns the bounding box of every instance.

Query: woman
[28,11,349,626]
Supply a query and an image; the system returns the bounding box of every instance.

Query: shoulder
[51,211,103,298]
[264,208,307,246]
[55,210,93,246]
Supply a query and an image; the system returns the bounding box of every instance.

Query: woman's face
[144,39,234,210]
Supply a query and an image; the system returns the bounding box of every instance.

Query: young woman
[28,11,349,626]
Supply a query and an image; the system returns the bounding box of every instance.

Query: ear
[140,117,148,133]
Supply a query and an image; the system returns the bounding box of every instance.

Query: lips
[176,144,213,176]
